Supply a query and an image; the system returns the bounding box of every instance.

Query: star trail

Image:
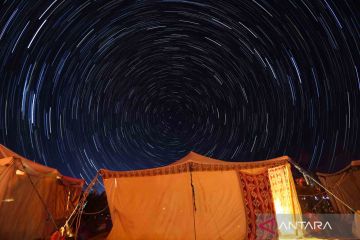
[0,0,360,183]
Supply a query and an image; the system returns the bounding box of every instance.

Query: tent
[317,161,360,214]
[0,144,84,240]
[100,152,302,239]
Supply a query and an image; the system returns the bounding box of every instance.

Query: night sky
[1,0,360,184]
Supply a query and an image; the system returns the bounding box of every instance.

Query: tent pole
[288,159,356,213]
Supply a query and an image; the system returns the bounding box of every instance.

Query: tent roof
[170,151,290,166]
[317,160,360,177]
[0,144,59,175]
[0,144,84,186]
[100,151,290,178]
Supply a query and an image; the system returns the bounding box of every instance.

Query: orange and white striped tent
[100,152,302,239]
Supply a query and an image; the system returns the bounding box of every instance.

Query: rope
[82,205,108,215]
[288,159,356,213]
[16,158,59,231]
[73,172,100,239]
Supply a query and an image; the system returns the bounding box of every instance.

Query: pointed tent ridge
[0,144,59,176]
[100,151,291,178]
[0,144,83,186]
[171,151,290,165]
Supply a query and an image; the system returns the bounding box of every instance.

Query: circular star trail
[1,0,360,183]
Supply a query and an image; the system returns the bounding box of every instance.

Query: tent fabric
[104,173,195,239]
[0,144,60,177]
[353,211,360,238]
[317,161,360,214]
[101,152,302,240]
[192,171,247,239]
[0,145,84,240]
[268,164,303,237]
[238,170,277,239]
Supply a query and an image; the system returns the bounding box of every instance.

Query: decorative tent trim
[100,152,289,178]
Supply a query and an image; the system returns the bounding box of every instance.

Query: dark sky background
[1,0,360,184]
